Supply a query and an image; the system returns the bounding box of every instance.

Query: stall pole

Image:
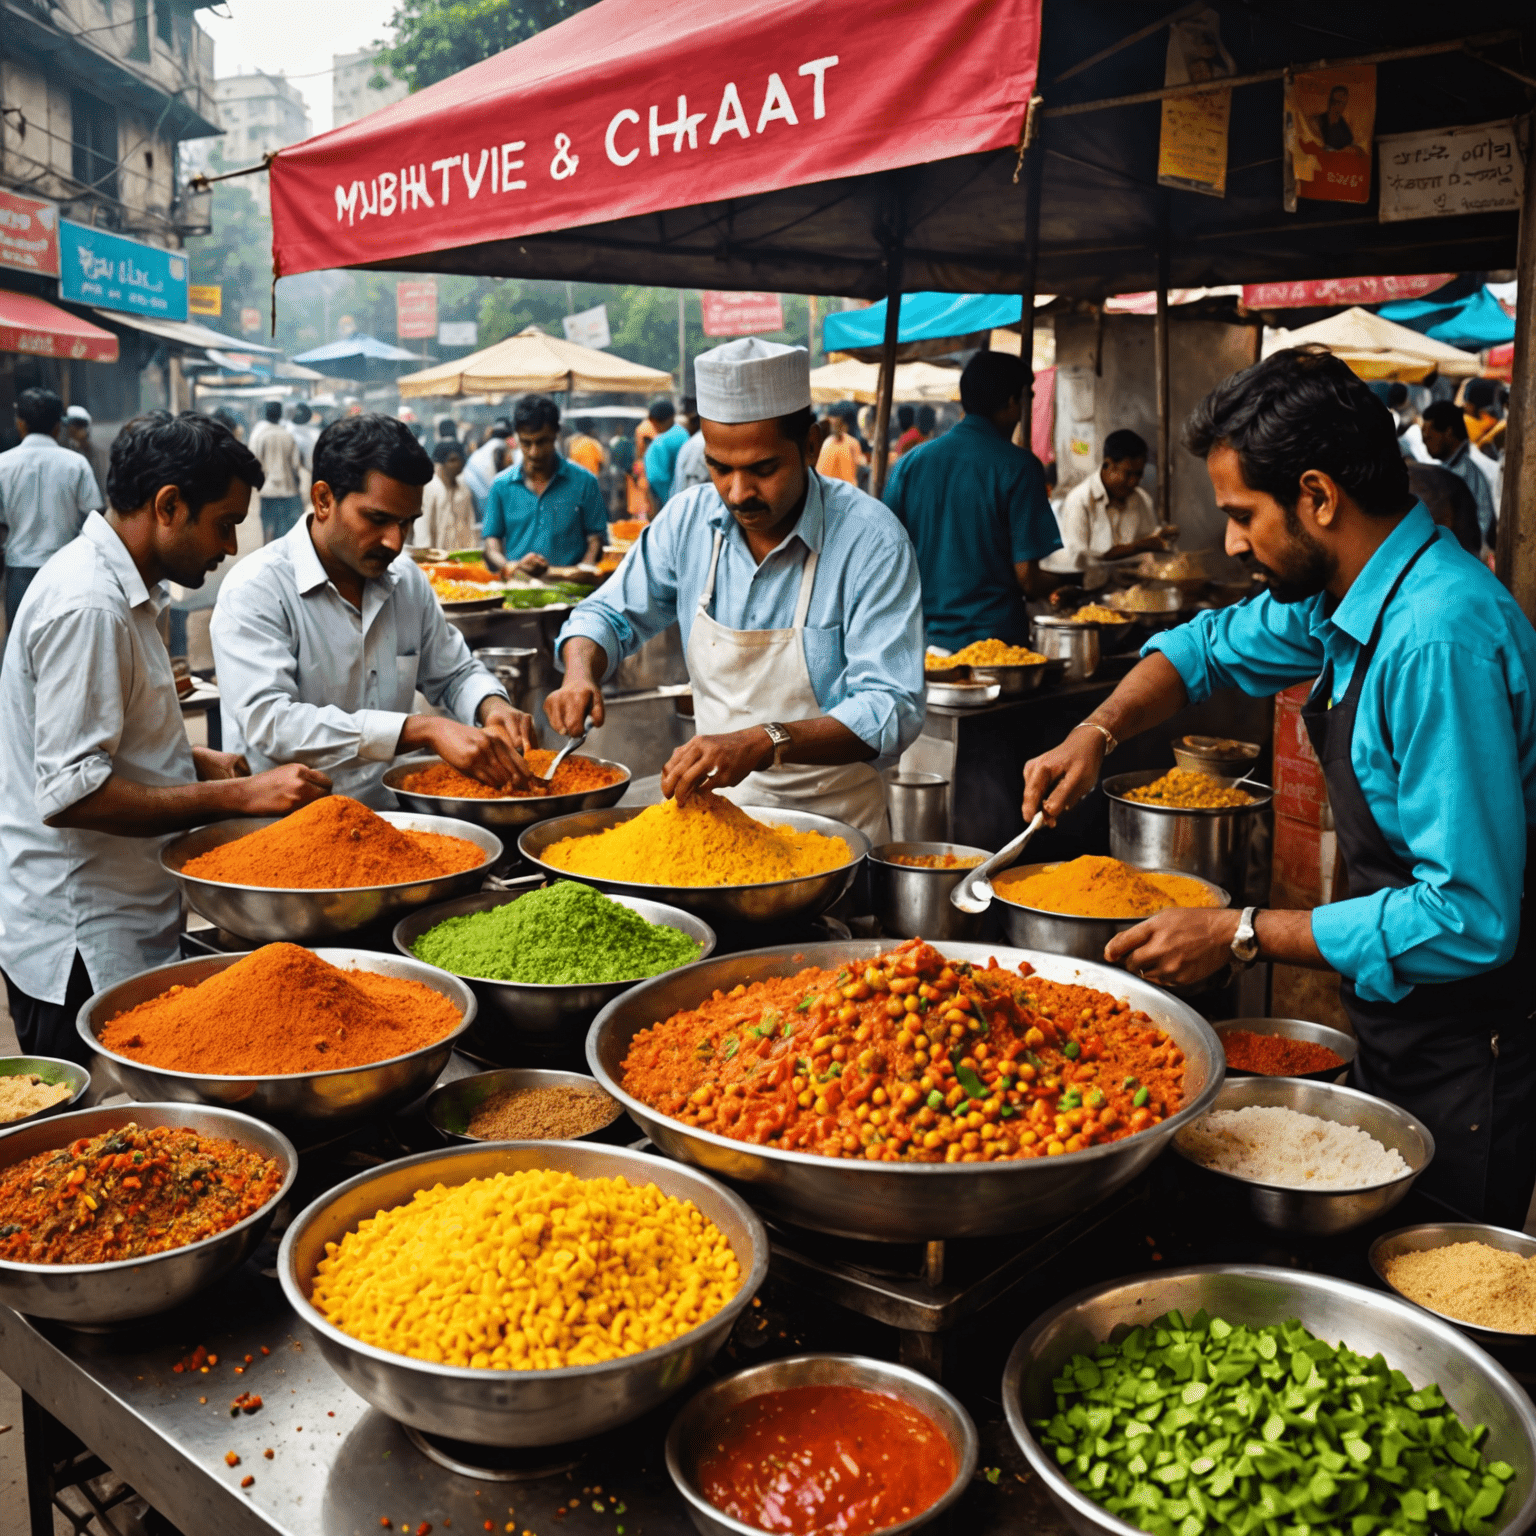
[1154,194,1172,525]
[1498,117,1536,621]
[1017,131,1045,394]
[677,289,687,399]
[870,253,904,498]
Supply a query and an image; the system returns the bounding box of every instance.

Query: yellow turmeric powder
[994,855,1218,919]
[539,793,853,886]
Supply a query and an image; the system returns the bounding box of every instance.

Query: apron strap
[792,548,820,629]
[696,529,725,617]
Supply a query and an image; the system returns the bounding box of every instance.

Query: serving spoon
[541,717,593,782]
[950,811,1046,914]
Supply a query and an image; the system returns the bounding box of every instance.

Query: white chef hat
[694,337,811,424]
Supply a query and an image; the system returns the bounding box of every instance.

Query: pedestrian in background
[644,397,689,511]
[417,441,476,551]
[63,405,108,503]
[249,401,304,543]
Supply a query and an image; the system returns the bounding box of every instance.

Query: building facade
[332,49,408,130]
[184,71,311,213]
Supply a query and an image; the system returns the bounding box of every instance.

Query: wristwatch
[761,721,793,769]
[1230,906,1261,970]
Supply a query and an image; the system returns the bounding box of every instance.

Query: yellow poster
[189,284,222,317]
[1158,8,1235,198]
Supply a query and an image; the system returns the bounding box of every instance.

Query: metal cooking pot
[1031,615,1099,681]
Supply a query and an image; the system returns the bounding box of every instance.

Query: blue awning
[822,293,1023,356]
[1377,286,1514,351]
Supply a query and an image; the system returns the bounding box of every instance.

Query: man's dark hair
[1104,428,1148,462]
[436,416,458,439]
[960,352,1029,417]
[263,400,283,423]
[896,404,915,431]
[681,395,697,415]
[1385,383,1409,409]
[1407,463,1481,555]
[432,439,464,467]
[489,418,511,437]
[513,395,561,435]
[1421,400,1469,442]
[312,413,433,502]
[107,411,264,517]
[16,387,64,435]
[916,405,937,434]
[648,397,676,425]
[291,401,312,424]
[1463,378,1497,412]
[1183,346,1411,518]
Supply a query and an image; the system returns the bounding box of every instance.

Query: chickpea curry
[620,940,1186,1163]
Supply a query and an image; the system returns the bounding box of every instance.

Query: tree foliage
[376,0,599,93]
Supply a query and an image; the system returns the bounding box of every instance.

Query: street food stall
[8,3,1536,1534]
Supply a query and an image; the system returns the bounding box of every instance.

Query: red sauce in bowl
[695,1384,956,1534]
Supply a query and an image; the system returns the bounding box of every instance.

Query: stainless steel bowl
[278,1140,768,1446]
[161,811,503,943]
[666,1353,978,1536]
[972,660,1049,696]
[991,861,1230,964]
[1370,1223,1536,1347]
[925,679,1001,708]
[1212,1016,1355,1083]
[1171,1075,1433,1235]
[78,949,477,1131]
[0,1102,296,1323]
[393,890,714,1060]
[382,753,632,831]
[0,1055,90,1131]
[423,1067,627,1145]
[1031,615,1100,681]
[1171,734,1262,784]
[518,806,868,927]
[868,844,989,940]
[1103,769,1271,897]
[588,941,1224,1242]
[1003,1264,1536,1536]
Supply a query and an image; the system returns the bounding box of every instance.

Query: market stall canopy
[292,334,424,365]
[1377,286,1516,351]
[0,292,117,362]
[822,294,1028,361]
[809,358,960,405]
[98,312,283,356]
[1264,307,1480,381]
[396,325,673,399]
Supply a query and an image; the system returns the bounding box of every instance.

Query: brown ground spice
[466,1085,620,1141]
[1384,1242,1536,1333]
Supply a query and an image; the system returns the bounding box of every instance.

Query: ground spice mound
[995,855,1218,918]
[1123,766,1255,809]
[1222,1029,1344,1077]
[540,793,852,886]
[181,795,486,889]
[100,943,463,1075]
[1384,1242,1536,1333]
[465,1084,621,1141]
[400,753,623,800]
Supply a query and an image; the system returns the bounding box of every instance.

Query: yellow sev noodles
[310,1169,742,1370]
[540,793,852,886]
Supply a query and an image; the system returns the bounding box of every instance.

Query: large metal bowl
[971,660,1049,696]
[1004,1264,1536,1536]
[0,1102,296,1324]
[393,890,714,1061]
[78,949,477,1131]
[382,753,632,830]
[666,1354,978,1536]
[278,1140,768,1446]
[1213,1015,1355,1084]
[868,843,989,940]
[161,811,502,943]
[519,805,868,926]
[1171,1075,1432,1235]
[0,1055,91,1131]
[991,861,1230,963]
[1370,1223,1536,1348]
[588,941,1224,1242]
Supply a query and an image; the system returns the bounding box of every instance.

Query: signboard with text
[438,320,478,347]
[59,221,188,320]
[189,284,222,317]
[701,291,784,336]
[240,307,264,334]
[397,278,438,339]
[1378,118,1527,223]
[0,188,60,277]
[1242,274,1455,310]
[562,303,610,350]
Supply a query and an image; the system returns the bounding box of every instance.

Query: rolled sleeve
[555,520,680,680]
[1143,596,1325,706]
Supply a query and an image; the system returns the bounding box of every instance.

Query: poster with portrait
[1284,65,1376,209]
[1157,7,1236,198]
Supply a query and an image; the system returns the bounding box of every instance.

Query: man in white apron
[547,338,925,841]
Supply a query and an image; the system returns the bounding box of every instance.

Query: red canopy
[0,290,118,362]
[270,0,1040,283]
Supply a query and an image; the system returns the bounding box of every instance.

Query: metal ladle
[542,717,593,782]
[949,811,1046,914]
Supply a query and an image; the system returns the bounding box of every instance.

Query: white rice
[1176,1105,1410,1190]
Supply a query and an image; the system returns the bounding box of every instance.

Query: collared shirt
[249,421,302,499]
[0,433,100,567]
[816,432,863,485]
[209,516,507,807]
[643,422,690,506]
[673,429,709,493]
[882,414,1061,649]
[1439,441,1497,543]
[482,455,607,566]
[1053,470,1159,570]
[462,436,508,512]
[417,475,476,551]
[0,514,193,1002]
[558,472,925,768]
[1146,503,1536,1005]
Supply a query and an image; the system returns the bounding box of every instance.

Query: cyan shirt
[1146,503,1536,1005]
[643,422,690,506]
[481,454,607,565]
[882,414,1061,649]
[557,472,925,768]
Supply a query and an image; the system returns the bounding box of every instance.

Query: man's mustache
[728,499,772,517]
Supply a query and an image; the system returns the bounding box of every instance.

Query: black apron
[1302,532,1536,1227]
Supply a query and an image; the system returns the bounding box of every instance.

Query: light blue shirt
[557,472,925,768]
[1146,503,1536,1005]
[481,454,607,565]
[644,422,690,506]
[0,432,100,567]
[210,515,507,808]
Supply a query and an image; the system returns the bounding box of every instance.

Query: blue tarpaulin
[1377,286,1515,351]
[822,293,1023,355]
[292,333,425,364]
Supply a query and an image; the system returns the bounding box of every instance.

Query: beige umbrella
[397,324,674,399]
[1263,306,1480,382]
[810,357,960,405]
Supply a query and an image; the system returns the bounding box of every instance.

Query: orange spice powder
[400,753,623,801]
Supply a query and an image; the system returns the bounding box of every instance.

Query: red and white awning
[0,290,118,362]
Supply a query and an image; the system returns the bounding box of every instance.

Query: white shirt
[1053,470,1159,571]
[673,429,709,492]
[416,475,476,551]
[249,420,302,499]
[462,436,508,510]
[0,432,101,567]
[0,514,193,1002]
[209,515,508,807]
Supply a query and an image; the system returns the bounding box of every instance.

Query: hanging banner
[0,188,60,277]
[59,221,188,320]
[189,284,222,317]
[563,303,611,349]
[397,278,438,339]
[701,291,784,336]
[1242,274,1455,309]
[1377,117,1527,223]
[1157,7,1235,199]
[1284,66,1375,210]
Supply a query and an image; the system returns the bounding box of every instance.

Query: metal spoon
[542,718,592,782]
[950,811,1046,914]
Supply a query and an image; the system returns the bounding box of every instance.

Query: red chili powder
[1222,1029,1345,1076]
